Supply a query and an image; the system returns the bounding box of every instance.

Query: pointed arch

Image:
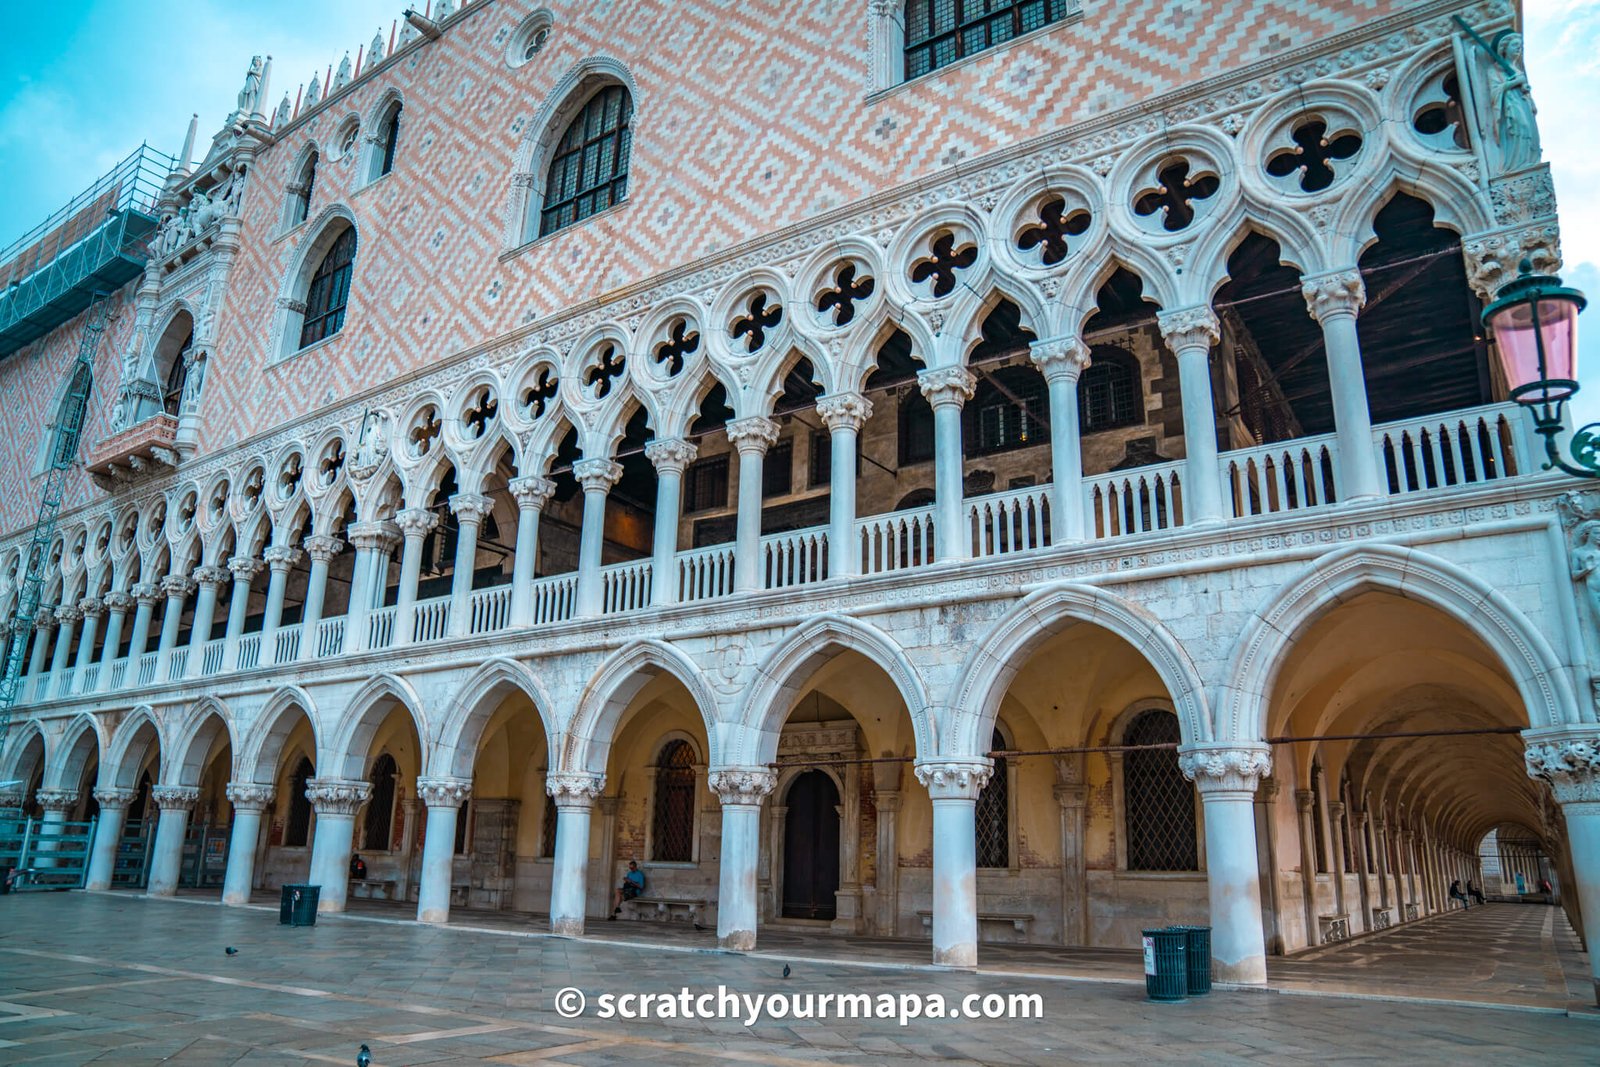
[105,705,164,789]
[273,205,358,361]
[327,672,428,779]
[168,696,237,787]
[564,639,722,777]
[2,719,46,786]
[431,656,559,778]
[237,686,321,784]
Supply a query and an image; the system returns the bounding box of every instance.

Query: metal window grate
[904,0,1071,81]
[1079,350,1141,432]
[541,794,557,858]
[541,86,632,237]
[1123,710,1197,871]
[975,729,1008,868]
[652,740,696,862]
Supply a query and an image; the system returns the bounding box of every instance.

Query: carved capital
[33,606,56,629]
[643,438,698,475]
[1525,731,1600,805]
[1178,743,1273,795]
[815,392,874,433]
[302,534,344,563]
[914,760,993,801]
[545,773,605,805]
[345,520,401,552]
[0,786,22,807]
[448,492,493,525]
[1301,269,1365,322]
[227,556,264,583]
[78,597,107,619]
[263,545,303,569]
[93,787,139,809]
[395,507,439,538]
[1157,306,1221,352]
[151,785,201,812]
[159,574,196,599]
[416,776,473,808]
[303,777,372,815]
[131,582,163,605]
[226,781,276,811]
[103,591,134,612]
[726,416,781,454]
[1295,789,1315,814]
[708,767,777,806]
[54,604,84,625]
[508,475,557,509]
[1028,336,1091,384]
[192,565,231,587]
[1462,224,1563,302]
[35,788,79,813]
[573,458,623,491]
[917,366,976,409]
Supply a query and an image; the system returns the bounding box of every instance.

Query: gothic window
[1079,347,1142,432]
[686,455,729,512]
[298,226,356,349]
[966,367,1048,456]
[540,85,633,238]
[975,728,1009,868]
[762,440,793,498]
[289,151,317,227]
[285,756,314,847]
[40,362,92,473]
[898,388,935,465]
[363,753,398,851]
[651,739,696,862]
[162,329,193,418]
[377,103,402,178]
[1123,709,1197,871]
[904,0,1073,81]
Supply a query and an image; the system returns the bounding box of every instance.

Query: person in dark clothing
[1468,880,1485,905]
[1449,879,1470,909]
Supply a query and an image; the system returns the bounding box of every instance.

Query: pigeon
[224,947,238,956]
[356,1044,372,1067]
[781,964,791,979]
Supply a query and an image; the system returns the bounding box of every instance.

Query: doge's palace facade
[3,0,1599,996]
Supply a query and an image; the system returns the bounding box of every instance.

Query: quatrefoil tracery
[522,368,559,418]
[1133,159,1219,232]
[464,389,500,439]
[910,233,977,298]
[732,293,783,353]
[410,406,443,456]
[816,264,875,326]
[318,440,345,487]
[1265,118,1362,193]
[585,344,626,399]
[1017,197,1091,266]
[654,320,700,376]
[1413,71,1470,150]
[279,454,304,498]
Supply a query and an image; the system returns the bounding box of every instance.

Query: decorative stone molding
[815,392,875,433]
[34,788,79,813]
[508,475,558,509]
[1524,731,1600,805]
[545,773,605,802]
[302,534,344,563]
[643,439,698,475]
[1301,269,1366,322]
[103,591,134,613]
[1177,743,1273,795]
[303,777,372,814]
[448,492,494,525]
[416,776,473,808]
[192,565,230,587]
[33,607,55,629]
[275,297,308,315]
[159,574,196,599]
[130,582,162,606]
[92,787,139,809]
[573,458,623,491]
[1463,222,1562,301]
[917,367,976,409]
[227,556,264,582]
[345,520,401,552]
[726,416,781,455]
[914,760,993,801]
[78,598,107,619]
[262,545,303,570]
[395,507,439,538]
[1028,337,1091,383]
[1157,306,1221,352]
[150,785,201,812]
[225,782,276,811]
[708,767,777,806]
[53,605,83,625]
[0,786,23,807]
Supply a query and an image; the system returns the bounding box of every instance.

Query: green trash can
[1142,927,1188,1001]
[280,884,320,926]
[1170,926,1212,995]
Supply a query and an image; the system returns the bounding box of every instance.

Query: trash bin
[1170,925,1212,996]
[279,883,320,926]
[1141,927,1188,1002]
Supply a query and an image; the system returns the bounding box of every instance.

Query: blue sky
[1,0,1596,416]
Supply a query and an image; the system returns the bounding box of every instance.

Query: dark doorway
[782,771,840,920]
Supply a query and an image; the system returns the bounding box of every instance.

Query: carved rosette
[226,782,276,811]
[301,534,344,564]
[815,392,875,433]
[416,776,473,808]
[545,773,605,806]
[159,574,196,600]
[1524,733,1600,805]
[573,458,623,491]
[34,788,79,813]
[1157,306,1221,352]
[150,785,201,812]
[917,367,977,409]
[303,777,372,815]
[914,760,993,801]
[1301,269,1366,322]
[227,556,264,583]
[726,416,781,455]
[448,492,494,525]
[509,475,558,510]
[192,565,231,588]
[1028,337,1091,384]
[92,787,139,810]
[708,767,777,806]
[1177,744,1273,795]
[395,508,439,538]
[643,438,698,475]
[263,545,303,570]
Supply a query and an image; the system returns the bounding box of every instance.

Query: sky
[0,0,1595,416]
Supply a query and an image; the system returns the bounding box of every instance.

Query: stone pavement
[0,893,1594,1065]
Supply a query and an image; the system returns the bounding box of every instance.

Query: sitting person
[1448,879,1469,909]
[609,860,645,918]
[349,854,368,880]
[1468,880,1485,905]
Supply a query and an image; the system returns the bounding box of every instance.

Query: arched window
[284,756,314,847]
[289,151,317,228]
[540,85,633,238]
[298,226,356,350]
[363,753,398,851]
[162,328,192,418]
[975,728,1009,868]
[40,361,92,473]
[966,367,1049,456]
[1079,347,1142,432]
[904,0,1075,81]
[1122,709,1197,871]
[374,102,402,180]
[651,739,696,862]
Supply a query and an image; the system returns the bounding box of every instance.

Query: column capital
[1028,336,1092,383]
[1524,729,1600,804]
[301,534,344,563]
[78,597,107,619]
[192,564,231,587]
[159,574,196,599]
[416,776,473,808]
[1177,743,1273,796]
[35,788,79,813]
[914,759,993,801]
[226,781,276,811]
[726,416,781,454]
[54,604,83,624]
[1157,305,1221,351]
[103,591,134,612]
[448,492,494,524]
[508,475,558,508]
[708,767,777,806]
[395,507,439,538]
[227,555,264,582]
[33,606,56,629]
[643,438,698,475]
[1328,799,1346,818]
[573,458,623,491]
[304,777,372,814]
[917,366,976,409]
[1053,782,1086,808]
[815,392,875,433]
[263,545,303,570]
[151,785,201,811]
[346,520,401,552]
[1301,268,1366,322]
[93,787,139,809]
[0,786,21,807]
[545,772,605,804]
[1295,788,1315,813]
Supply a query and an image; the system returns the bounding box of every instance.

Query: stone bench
[619,896,707,924]
[349,878,399,901]
[1370,906,1394,930]
[1317,913,1351,944]
[916,910,1034,937]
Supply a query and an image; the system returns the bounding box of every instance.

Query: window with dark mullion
[540,85,633,238]
[904,0,1070,80]
[762,441,793,498]
[298,226,357,350]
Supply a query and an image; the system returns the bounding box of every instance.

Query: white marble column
[415,777,472,923]
[573,459,621,617]
[917,367,976,561]
[72,598,105,682]
[1302,268,1382,501]
[1179,744,1273,984]
[296,535,343,661]
[1525,730,1600,1005]
[183,566,229,677]
[446,493,491,638]
[96,592,132,692]
[710,768,777,950]
[222,783,274,905]
[547,773,603,935]
[47,605,80,697]
[915,760,992,968]
[354,521,401,651]
[259,546,299,664]
[26,608,55,683]
[392,508,437,644]
[1157,307,1225,527]
[221,557,262,671]
[1029,337,1091,542]
[644,441,694,605]
[727,417,780,593]
[816,393,872,578]
[85,787,137,890]
[155,574,195,676]
[304,778,372,913]
[146,785,200,897]
[508,476,556,624]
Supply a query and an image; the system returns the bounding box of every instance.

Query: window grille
[969,371,1048,456]
[763,441,793,498]
[686,455,729,512]
[809,431,831,487]
[904,0,1072,81]
[299,226,356,349]
[1079,348,1142,432]
[975,728,1008,868]
[652,739,696,862]
[453,797,471,855]
[285,757,314,847]
[541,794,558,858]
[899,389,935,465]
[540,85,633,237]
[363,753,398,851]
[1123,710,1197,871]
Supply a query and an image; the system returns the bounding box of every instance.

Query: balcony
[84,414,179,487]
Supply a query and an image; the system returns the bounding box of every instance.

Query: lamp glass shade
[1487,293,1580,403]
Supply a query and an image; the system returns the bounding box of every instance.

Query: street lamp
[1482,259,1591,476]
